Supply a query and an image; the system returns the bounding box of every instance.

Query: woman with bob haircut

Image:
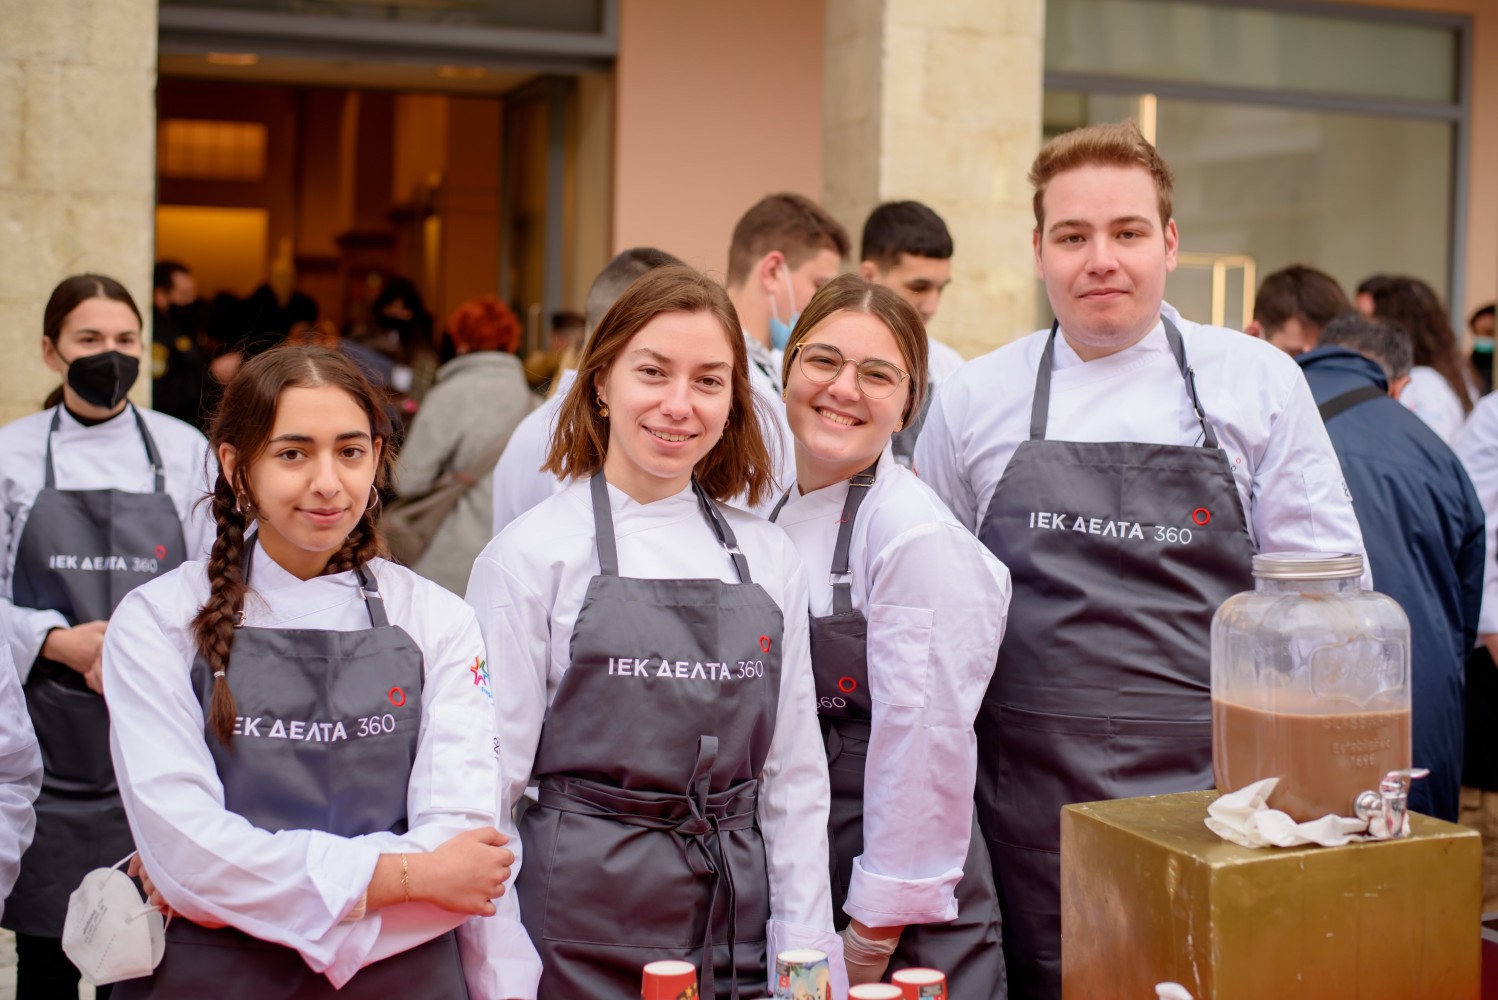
[466,263,845,998]
[770,273,1011,996]
[0,273,213,999]
[104,344,515,998]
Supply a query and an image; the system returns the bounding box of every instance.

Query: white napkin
[1205,777,1378,848]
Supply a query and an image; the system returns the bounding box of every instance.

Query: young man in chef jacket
[914,120,1368,1000]
[857,200,965,465]
[724,193,849,501]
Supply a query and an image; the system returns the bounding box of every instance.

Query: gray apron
[771,466,1006,998]
[974,320,1253,1000]
[517,474,782,999]
[3,406,185,936]
[116,539,468,999]
[889,393,933,468]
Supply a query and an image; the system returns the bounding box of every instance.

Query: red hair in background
[447,298,522,354]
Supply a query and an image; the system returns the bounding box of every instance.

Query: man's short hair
[154,260,190,292]
[1028,121,1174,231]
[726,193,850,288]
[1318,313,1414,381]
[584,247,685,339]
[860,201,953,268]
[1253,265,1351,330]
[1470,303,1496,329]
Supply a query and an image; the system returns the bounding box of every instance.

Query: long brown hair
[41,274,143,410]
[1364,275,1475,414]
[543,264,775,508]
[195,345,395,744]
[779,272,930,425]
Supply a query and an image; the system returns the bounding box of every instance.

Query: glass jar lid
[1251,551,1364,580]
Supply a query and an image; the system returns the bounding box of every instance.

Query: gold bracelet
[400,854,410,905]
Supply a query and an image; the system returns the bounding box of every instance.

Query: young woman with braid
[102,344,516,998]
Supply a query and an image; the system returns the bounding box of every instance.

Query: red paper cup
[892,967,948,999]
[641,959,698,999]
[848,986,904,998]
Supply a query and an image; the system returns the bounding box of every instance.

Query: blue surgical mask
[768,272,800,351]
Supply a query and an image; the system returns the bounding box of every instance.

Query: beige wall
[613,0,825,277]
[0,0,159,423]
[1323,0,1498,319]
[823,0,1044,356]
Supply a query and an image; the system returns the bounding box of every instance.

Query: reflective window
[1047,0,1458,104]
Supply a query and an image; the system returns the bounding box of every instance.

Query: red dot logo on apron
[388,686,406,708]
[1192,508,1211,526]
[838,676,858,694]
[154,544,167,560]
[758,635,771,654]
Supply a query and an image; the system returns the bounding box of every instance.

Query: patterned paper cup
[773,948,831,999]
[641,959,698,1000]
[892,967,948,999]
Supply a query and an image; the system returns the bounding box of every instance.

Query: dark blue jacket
[1297,346,1484,819]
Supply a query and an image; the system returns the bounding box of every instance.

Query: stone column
[823,0,1044,357]
[0,0,159,424]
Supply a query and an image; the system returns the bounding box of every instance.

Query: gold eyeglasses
[792,342,909,399]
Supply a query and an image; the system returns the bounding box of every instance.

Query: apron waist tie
[821,716,872,765]
[535,738,757,999]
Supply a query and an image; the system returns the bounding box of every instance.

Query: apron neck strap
[238,534,387,628]
[1029,316,1219,449]
[43,404,167,492]
[829,462,877,614]
[587,472,752,584]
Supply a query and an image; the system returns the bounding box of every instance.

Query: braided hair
[194,345,394,743]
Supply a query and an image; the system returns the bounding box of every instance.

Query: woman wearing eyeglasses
[770,273,1012,996]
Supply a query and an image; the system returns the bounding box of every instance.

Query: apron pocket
[536,808,766,952]
[1105,715,1213,796]
[26,673,116,792]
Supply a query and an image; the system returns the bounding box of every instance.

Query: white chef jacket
[0,404,215,678]
[926,336,966,386]
[745,331,797,510]
[914,314,1369,581]
[103,547,506,992]
[1401,365,1468,445]
[491,369,576,536]
[0,644,41,919]
[1456,394,1498,635]
[465,477,845,999]
[772,451,1009,928]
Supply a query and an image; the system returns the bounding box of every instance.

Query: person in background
[0,274,214,998]
[1244,264,1350,357]
[1357,274,1475,443]
[1453,384,1498,914]
[1469,302,1495,396]
[490,247,683,535]
[467,265,844,998]
[522,311,585,394]
[0,646,42,923]
[771,273,1010,996]
[725,193,850,503]
[393,298,537,595]
[857,201,964,466]
[915,122,1366,1000]
[106,344,515,999]
[151,260,209,428]
[1297,313,1483,822]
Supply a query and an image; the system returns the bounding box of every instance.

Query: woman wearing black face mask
[0,274,215,999]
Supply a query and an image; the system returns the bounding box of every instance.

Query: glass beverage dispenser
[1211,553,1411,823]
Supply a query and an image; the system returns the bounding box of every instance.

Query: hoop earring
[368,485,382,512]
[596,393,609,419]
[235,493,254,518]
